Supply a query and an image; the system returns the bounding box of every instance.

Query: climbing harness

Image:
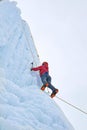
[55,95,87,115]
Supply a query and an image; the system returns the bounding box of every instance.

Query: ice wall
[0,1,74,130]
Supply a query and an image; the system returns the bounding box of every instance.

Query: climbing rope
[55,95,87,115]
[22,20,50,92]
[21,20,87,115]
[22,20,39,67]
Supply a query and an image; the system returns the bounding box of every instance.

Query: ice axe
[31,62,33,70]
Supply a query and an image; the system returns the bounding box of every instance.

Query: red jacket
[32,64,49,76]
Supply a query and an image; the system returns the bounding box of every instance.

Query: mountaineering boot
[50,89,59,98]
[41,83,49,91]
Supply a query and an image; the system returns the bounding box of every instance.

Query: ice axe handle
[31,62,33,68]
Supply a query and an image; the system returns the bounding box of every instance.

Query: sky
[10,0,87,130]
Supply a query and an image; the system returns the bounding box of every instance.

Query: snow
[0,0,74,130]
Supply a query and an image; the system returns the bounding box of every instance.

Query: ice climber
[31,62,59,98]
